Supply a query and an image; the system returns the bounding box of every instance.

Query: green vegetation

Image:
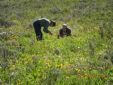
[0,0,113,85]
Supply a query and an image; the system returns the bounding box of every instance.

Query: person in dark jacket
[58,24,71,38]
[33,18,56,40]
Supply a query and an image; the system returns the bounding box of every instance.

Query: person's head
[62,24,67,29]
[50,20,56,27]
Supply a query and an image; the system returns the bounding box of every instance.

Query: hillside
[0,0,113,85]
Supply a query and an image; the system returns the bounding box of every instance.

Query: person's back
[36,18,50,28]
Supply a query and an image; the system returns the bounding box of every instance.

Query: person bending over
[33,18,56,40]
[58,24,71,38]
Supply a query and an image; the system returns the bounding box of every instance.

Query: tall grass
[0,0,113,85]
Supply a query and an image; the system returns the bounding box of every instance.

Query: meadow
[0,0,113,85]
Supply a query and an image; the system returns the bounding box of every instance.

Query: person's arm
[68,29,71,36]
[43,28,53,35]
[59,29,64,37]
[67,28,71,36]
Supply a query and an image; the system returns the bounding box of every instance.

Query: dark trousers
[33,21,43,40]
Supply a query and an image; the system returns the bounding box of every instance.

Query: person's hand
[47,30,53,35]
[49,32,53,35]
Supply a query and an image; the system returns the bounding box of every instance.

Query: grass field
[0,0,113,85]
